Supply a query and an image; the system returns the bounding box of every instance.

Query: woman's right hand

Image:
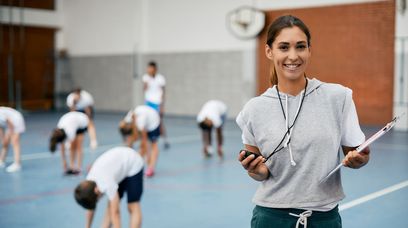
[238,149,270,181]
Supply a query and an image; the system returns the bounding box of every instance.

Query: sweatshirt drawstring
[283,92,304,167]
[289,210,313,228]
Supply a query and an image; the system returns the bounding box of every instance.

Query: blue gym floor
[0,112,407,228]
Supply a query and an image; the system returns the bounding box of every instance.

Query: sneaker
[164,142,170,150]
[6,163,21,173]
[145,168,155,177]
[0,160,5,168]
[206,146,214,155]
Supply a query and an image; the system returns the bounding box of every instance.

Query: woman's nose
[288,48,298,60]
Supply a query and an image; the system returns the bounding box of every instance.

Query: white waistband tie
[289,210,313,228]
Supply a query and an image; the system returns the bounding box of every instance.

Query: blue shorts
[118,169,144,203]
[145,101,160,113]
[147,126,160,143]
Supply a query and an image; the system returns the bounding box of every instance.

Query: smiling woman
[236,15,371,228]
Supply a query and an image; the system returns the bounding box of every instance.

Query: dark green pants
[251,205,342,228]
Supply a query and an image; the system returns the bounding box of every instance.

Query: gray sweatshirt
[236,78,365,211]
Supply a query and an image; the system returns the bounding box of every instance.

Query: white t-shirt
[142,73,166,104]
[124,105,160,132]
[197,100,227,128]
[66,90,94,110]
[86,146,144,201]
[57,111,89,142]
[0,107,26,134]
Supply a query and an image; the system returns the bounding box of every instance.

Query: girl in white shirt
[50,111,89,175]
[0,107,25,172]
[119,105,160,177]
[197,100,227,158]
[66,88,98,150]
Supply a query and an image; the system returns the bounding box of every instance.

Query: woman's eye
[296,45,306,50]
[278,46,289,51]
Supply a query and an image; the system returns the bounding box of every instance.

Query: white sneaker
[206,146,214,155]
[6,163,21,173]
[0,160,5,168]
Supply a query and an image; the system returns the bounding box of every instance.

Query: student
[119,105,160,177]
[67,88,98,149]
[0,107,25,172]
[197,100,227,158]
[236,15,370,228]
[142,61,169,149]
[50,111,89,175]
[74,146,144,228]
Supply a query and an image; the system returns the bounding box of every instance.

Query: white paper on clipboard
[319,113,405,184]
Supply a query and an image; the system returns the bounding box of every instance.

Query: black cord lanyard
[263,77,308,162]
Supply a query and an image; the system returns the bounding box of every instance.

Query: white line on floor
[6,131,240,162]
[339,180,408,211]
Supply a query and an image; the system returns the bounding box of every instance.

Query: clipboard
[319,113,405,184]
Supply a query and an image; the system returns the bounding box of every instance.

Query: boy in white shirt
[0,107,26,172]
[75,146,144,228]
[142,61,169,149]
[49,111,89,175]
[119,105,160,177]
[66,88,98,149]
[197,100,227,158]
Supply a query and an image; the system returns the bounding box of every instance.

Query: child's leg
[216,127,223,157]
[75,134,84,170]
[69,138,77,170]
[0,131,11,162]
[128,202,142,228]
[10,133,21,165]
[201,129,212,156]
[148,141,159,170]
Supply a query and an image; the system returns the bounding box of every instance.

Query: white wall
[394,2,408,130]
[61,0,143,56]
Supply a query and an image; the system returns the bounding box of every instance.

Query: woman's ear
[265,44,273,61]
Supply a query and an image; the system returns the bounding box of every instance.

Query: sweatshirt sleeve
[236,108,257,147]
[341,88,366,147]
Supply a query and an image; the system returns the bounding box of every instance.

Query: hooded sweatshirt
[236,78,365,211]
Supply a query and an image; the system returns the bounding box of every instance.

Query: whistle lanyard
[264,77,308,163]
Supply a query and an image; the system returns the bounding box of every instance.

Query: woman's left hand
[342,147,370,169]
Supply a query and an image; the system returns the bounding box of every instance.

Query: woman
[236,15,370,228]
[0,106,25,172]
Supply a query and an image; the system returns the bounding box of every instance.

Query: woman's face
[266,26,311,82]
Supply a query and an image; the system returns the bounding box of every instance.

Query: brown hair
[266,15,311,85]
[74,181,98,210]
[49,129,66,153]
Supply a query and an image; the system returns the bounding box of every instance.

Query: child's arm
[60,143,68,172]
[109,193,121,228]
[86,210,95,228]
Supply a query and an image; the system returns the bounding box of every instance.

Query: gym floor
[0,112,407,228]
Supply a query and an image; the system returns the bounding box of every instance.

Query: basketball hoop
[227,6,265,40]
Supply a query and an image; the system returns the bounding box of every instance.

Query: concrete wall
[68,55,134,111]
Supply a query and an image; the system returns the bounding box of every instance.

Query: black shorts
[118,169,144,203]
[147,126,160,143]
[76,127,88,135]
[78,107,95,120]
